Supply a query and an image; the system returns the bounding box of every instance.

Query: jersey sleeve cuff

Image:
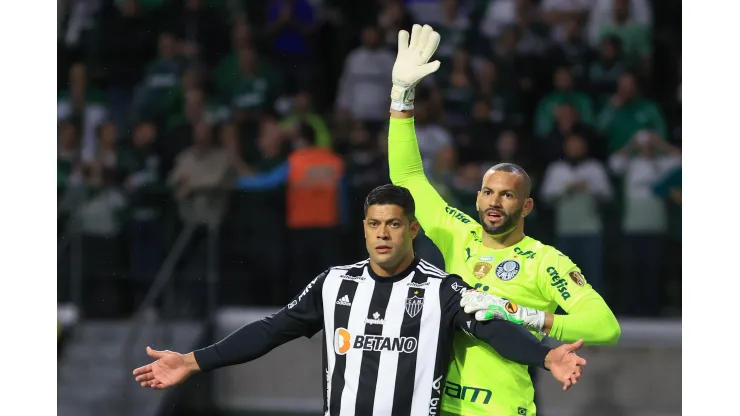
[193,346,221,372]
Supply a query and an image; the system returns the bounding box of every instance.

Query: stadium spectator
[266,0,317,94]
[100,0,156,131]
[436,47,475,127]
[135,31,184,123]
[377,0,414,49]
[534,66,595,138]
[434,0,472,59]
[540,103,605,165]
[586,0,653,75]
[548,18,591,88]
[212,22,257,100]
[166,0,229,69]
[541,0,590,42]
[479,0,518,39]
[609,130,680,316]
[228,48,280,131]
[344,121,388,259]
[236,123,346,298]
[119,121,165,310]
[335,25,395,130]
[588,35,628,109]
[597,72,667,152]
[541,133,613,294]
[168,120,232,227]
[58,63,107,162]
[454,98,502,164]
[280,90,332,148]
[58,121,83,189]
[161,87,207,175]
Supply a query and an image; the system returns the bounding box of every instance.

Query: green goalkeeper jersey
[388,117,620,416]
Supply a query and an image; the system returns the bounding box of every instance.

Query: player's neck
[482,228,526,249]
[370,254,416,278]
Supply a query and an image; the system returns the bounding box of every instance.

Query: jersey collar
[366,256,421,283]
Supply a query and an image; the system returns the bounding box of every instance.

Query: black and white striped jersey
[195,257,550,416]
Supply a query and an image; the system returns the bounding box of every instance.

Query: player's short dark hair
[489,163,532,198]
[364,184,416,220]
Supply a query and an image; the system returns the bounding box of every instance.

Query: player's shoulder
[327,259,370,279]
[415,258,450,280]
[524,237,578,269]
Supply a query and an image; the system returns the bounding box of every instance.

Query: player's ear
[522,197,534,218]
[409,217,420,239]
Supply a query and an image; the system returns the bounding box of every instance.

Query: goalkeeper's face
[476,171,533,236]
[364,204,419,271]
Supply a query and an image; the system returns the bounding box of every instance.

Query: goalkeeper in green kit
[387,24,621,416]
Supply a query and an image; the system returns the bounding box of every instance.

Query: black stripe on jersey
[354,280,395,416]
[391,270,429,416]
[329,265,364,415]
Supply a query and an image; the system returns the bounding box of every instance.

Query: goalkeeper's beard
[478,207,522,236]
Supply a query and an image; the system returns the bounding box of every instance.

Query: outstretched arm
[133,272,327,388]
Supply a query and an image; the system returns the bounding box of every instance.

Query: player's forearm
[473,319,551,369]
[388,115,426,186]
[193,317,293,372]
[547,297,621,344]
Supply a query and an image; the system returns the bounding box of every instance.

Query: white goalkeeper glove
[390,24,442,111]
[460,290,546,335]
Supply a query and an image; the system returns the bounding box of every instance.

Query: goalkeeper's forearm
[548,296,621,344]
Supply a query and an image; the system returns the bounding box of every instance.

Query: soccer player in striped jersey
[132,185,588,416]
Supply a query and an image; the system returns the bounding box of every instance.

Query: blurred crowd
[57,0,681,319]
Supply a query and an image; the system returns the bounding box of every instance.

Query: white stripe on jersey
[417,263,447,278]
[371,271,417,416]
[334,259,369,270]
[322,269,344,409]
[419,259,447,277]
[409,276,442,416]
[339,267,376,416]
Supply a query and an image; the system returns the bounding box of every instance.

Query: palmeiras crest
[405,295,424,318]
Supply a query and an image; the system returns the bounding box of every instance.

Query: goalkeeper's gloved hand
[390,24,442,111]
[460,290,546,335]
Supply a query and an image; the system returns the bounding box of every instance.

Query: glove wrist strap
[390,84,415,111]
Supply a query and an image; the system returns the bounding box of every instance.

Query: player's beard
[478,206,522,236]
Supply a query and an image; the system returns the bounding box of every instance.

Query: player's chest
[450,245,541,300]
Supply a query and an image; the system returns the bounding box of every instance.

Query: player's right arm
[388,25,474,256]
[192,271,327,371]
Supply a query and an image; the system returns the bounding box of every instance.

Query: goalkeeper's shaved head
[486,163,532,198]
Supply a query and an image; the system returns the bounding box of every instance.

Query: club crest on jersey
[473,262,492,279]
[405,295,424,318]
[495,260,520,281]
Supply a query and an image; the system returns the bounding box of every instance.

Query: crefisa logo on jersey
[495,260,520,281]
[405,295,424,318]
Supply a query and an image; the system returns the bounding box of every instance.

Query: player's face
[364,204,419,270]
[476,171,533,236]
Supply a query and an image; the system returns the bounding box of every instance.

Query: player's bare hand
[132,346,198,389]
[544,339,587,391]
